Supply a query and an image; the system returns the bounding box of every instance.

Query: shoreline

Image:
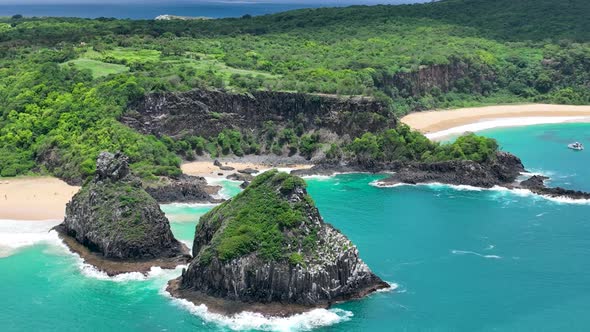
[182,159,313,179]
[0,160,312,221]
[0,176,79,221]
[55,227,191,276]
[401,104,590,140]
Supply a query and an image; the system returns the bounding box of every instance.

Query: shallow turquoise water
[1,123,590,331]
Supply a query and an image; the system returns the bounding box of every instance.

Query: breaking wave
[0,219,61,258]
[372,181,590,205]
[162,287,353,331]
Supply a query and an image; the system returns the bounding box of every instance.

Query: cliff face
[379,61,496,99]
[168,170,388,314]
[57,152,189,261]
[123,90,394,140]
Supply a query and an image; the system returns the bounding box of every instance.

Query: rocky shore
[518,175,590,200]
[144,174,222,204]
[293,152,590,201]
[55,152,191,276]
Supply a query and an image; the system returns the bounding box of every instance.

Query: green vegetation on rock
[195,170,318,263]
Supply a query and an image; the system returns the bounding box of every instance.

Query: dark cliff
[55,152,190,274]
[123,89,394,140]
[379,61,496,99]
[167,170,388,315]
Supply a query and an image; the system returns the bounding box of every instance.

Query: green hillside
[0,0,588,180]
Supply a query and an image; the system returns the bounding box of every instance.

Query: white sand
[182,161,313,178]
[0,177,79,220]
[402,104,590,139]
[425,116,590,139]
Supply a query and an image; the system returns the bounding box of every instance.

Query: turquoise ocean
[2,123,590,331]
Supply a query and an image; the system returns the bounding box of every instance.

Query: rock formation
[376,152,525,188]
[144,174,222,204]
[519,175,590,200]
[55,152,190,275]
[123,89,393,140]
[167,170,388,315]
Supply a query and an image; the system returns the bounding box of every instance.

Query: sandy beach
[402,104,590,139]
[181,160,313,178]
[0,177,79,220]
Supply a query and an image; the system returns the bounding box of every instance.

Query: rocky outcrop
[144,175,222,204]
[519,175,590,200]
[378,61,495,99]
[122,89,394,140]
[295,152,525,189]
[55,152,190,275]
[167,170,388,315]
[378,152,524,187]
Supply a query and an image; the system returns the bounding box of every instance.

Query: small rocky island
[55,152,191,276]
[167,170,389,316]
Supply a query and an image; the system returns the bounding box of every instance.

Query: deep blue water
[0,1,428,19]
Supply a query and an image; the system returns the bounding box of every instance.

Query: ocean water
[2,123,590,331]
[0,1,428,20]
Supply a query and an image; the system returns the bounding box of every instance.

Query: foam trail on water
[162,287,353,331]
[451,250,501,259]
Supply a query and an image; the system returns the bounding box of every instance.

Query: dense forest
[0,0,588,181]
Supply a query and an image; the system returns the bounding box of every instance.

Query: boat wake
[451,250,501,259]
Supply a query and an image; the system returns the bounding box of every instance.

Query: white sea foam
[375,282,399,293]
[162,287,353,331]
[451,250,501,259]
[0,222,188,282]
[426,116,590,140]
[372,181,590,205]
[0,219,62,257]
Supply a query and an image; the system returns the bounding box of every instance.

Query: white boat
[568,142,584,151]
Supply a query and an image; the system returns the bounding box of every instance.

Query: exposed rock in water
[167,170,388,316]
[519,175,590,200]
[144,175,222,204]
[294,152,525,189]
[55,152,190,276]
[237,168,259,175]
[226,172,253,182]
[362,152,525,188]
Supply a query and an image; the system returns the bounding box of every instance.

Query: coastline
[0,177,79,220]
[182,159,313,178]
[0,160,312,221]
[401,104,590,140]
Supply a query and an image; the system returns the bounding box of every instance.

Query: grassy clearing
[103,48,161,63]
[63,58,129,78]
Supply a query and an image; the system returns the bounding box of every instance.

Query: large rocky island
[167,170,389,315]
[55,152,191,276]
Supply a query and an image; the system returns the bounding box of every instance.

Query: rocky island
[55,152,191,276]
[167,170,389,316]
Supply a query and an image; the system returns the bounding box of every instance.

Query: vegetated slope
[0,0,588,180]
